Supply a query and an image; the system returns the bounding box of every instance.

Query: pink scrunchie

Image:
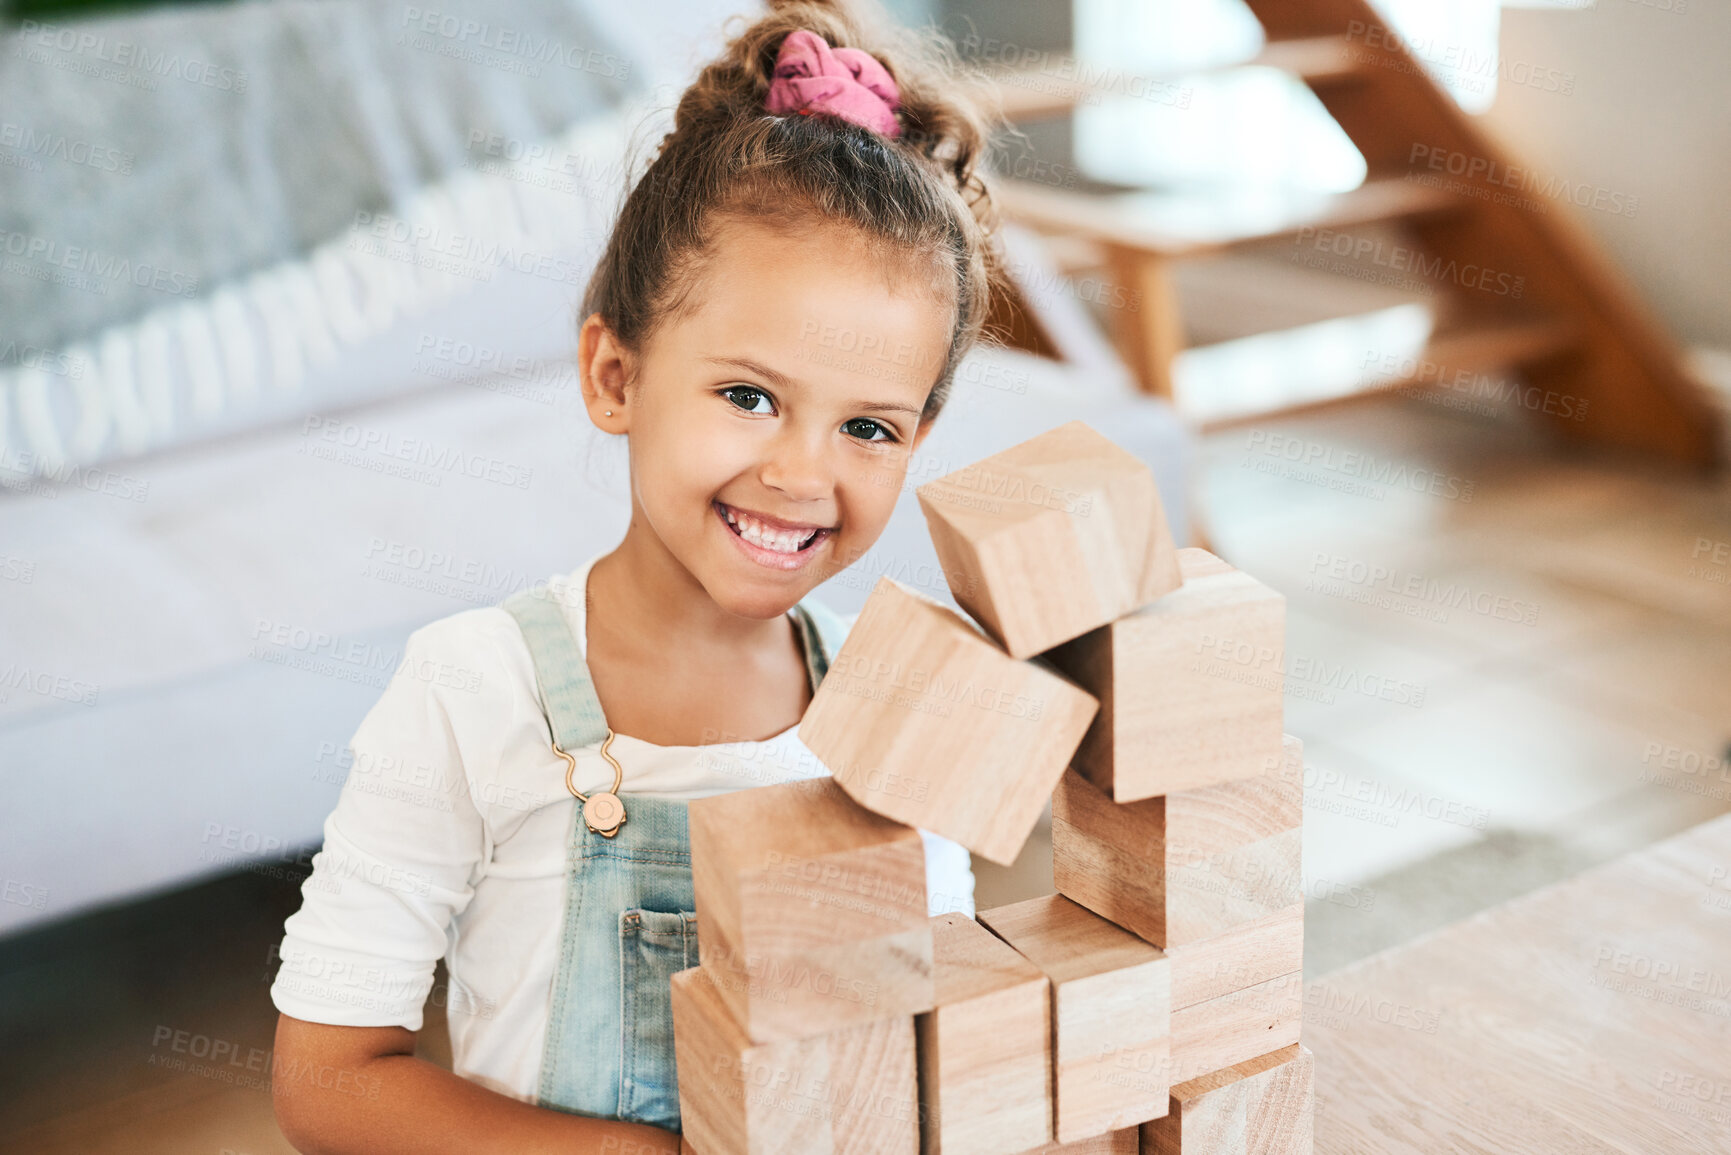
[764,28,901,138]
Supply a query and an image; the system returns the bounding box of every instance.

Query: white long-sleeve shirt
[270,555,976,1102]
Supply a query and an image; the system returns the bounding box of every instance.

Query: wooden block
[670,965,919,1154]
[976,894,1170,1143]
[1052,736,1303,948]
[1141,1044,1314,1155]
[798,577,1098,866]
[1045,548,1284,800]
[1170,971,1303,1085]
[1167,904,1304,1011]
[916,913,1053,1155]
[689,777,932,1044]
[916,420,1182,659]
[1024,1127,1140,1153]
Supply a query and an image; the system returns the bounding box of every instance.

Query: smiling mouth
[716,502,833,555]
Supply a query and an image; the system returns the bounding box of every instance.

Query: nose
[758,425,833,504]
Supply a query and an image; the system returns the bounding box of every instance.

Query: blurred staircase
[982,0,1722,468]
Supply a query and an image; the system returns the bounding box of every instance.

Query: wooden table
[1305,813,1731,1153]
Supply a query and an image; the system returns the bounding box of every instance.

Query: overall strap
[502,586,609,752]
[504,579,848,745]
[791,595,852,694]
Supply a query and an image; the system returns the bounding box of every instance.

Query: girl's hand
[272,1014,682,1155]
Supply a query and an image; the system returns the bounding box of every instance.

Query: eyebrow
[704,356,925,417]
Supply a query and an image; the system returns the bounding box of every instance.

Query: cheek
[635,402,734,496]
[838,452,910,530]
[683,419,765,493]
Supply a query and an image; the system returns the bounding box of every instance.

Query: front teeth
[724,506,817,554]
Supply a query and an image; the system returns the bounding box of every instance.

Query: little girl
[269,2,1004,1150]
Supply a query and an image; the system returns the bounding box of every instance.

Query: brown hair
[583,0,1006,423]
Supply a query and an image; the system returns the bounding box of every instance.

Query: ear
[578,313,633,433]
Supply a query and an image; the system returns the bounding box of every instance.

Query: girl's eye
[721,385,774,415]
[842,417,895,443]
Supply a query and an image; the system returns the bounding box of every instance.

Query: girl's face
[581,215,954,619]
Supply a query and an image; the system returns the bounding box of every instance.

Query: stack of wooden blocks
[670,421,1313,1154]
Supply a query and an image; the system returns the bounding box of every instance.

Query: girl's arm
[273,1015,681,1155]
[273,616,671,1152]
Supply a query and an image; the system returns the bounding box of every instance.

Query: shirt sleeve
[270,612,510,1031]
[919,827,976,918]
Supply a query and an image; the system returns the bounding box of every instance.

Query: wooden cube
[916,913,1053,1155]
[798,578,1098,866]
[916,420,1182,659]
[689,777,932,1043]
[977,894,1170,1143]
[1170,971,1303,1084]
[1045,548,1285,800]
[1052,736,1303,948]
[670,966,919,1154]
[1141,1044,1314,1155]
[1026,1127,1140,1153]
[1167,904,1304,1011]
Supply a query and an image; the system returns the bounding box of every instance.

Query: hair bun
[765,28,902,137]
[668,0,1000,219]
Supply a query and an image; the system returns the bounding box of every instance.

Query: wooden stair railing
[981,0,1722,469]
[986,35,1368,123]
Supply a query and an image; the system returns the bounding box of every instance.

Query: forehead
[658,215,954,396]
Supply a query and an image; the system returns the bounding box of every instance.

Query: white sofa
[0,2,1191,937]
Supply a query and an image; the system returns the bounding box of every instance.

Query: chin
[704,576,811,621]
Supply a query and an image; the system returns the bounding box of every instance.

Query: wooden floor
[6,397,1731,1153]
[1308,812,1731,1153]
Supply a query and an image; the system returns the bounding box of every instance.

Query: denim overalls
[500,584,849,1132]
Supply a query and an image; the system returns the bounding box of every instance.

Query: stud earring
[605,410,613,416]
